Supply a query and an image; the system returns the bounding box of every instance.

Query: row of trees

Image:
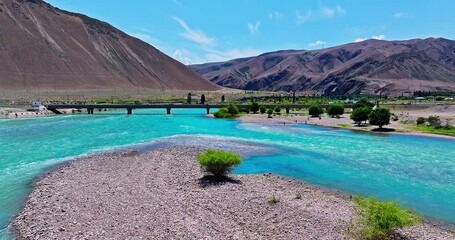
[308,99,391,128]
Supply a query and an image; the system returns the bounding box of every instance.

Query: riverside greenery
[197,149,242,177]
[213,104,240,118]
[354,197,421,240]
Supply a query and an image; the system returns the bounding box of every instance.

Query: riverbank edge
[237,114,455,140]
[11,146,455,239]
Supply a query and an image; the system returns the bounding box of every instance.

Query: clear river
[0,109,454,239]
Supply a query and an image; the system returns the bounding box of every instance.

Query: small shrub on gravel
[197,149,242,178]
[259,106,267,114]
[295,193,302,200]
[354,197,420,240]
[268,195,280,205]
[416,117,426,125]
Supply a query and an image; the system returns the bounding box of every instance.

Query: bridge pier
[286,108,290,114]
[87,108,94,114]
[166,107,171,115]
[127,108,133,115]
[206,107,210,115]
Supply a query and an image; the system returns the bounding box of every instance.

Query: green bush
[197,149,242,177]
[268,195,280,205]
[327,103,345,117]
[227,104,239,115]
[354,98,374,109]
[427,115,442,128]
[309,105,324,117]
[416,117,426,125]
[368,107,391,128]
[259,106,267,114]
[251,102,260,113]
[274,106,281,114]
[355,197,420,240]
[213,108,229,118]
[351,107,371,125]
[267,108,273,117]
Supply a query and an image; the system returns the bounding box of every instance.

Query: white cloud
[354,37,366,42]
[205,48,263,63]
[297,5,345,24]
[354,35,385,42]
[172,49,193,65]
[296,10,313,24]
[393,12,407,18]
[269,11,284,21]
[308,40,327,48]
[172,16,215,47]
[372,34,385,40]
[248,21,261,35]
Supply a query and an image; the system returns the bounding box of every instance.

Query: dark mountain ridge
[190,38,455,95]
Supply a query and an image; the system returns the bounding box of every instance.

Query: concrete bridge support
[286,108,290,114]
[206,107,210,115]
[166,107,171,115]
[87,108,94,114]
[127,108,133,115]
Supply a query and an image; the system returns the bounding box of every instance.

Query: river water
[0,109,454,238]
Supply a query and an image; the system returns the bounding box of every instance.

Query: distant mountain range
[0,0,219,93]
[190,38,455,95]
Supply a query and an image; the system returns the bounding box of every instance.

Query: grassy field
[411,125,455,136]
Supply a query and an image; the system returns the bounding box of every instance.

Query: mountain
[0,0,219,93]
[190,38,455,95]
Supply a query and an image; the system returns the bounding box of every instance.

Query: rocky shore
[12,147,454,239]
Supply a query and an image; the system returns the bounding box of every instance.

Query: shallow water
[0,109,454,238]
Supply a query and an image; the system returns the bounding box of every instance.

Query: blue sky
[46,0,455,64]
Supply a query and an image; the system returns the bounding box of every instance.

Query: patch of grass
[354,197,421,240]
[399,120,413,125]
[197,149,242,178]
[338,123,351,128]
[412,125,455,136]
[268,195,280,205]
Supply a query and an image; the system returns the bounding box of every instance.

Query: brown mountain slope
[0,0,219,93]
[190,38,455,95]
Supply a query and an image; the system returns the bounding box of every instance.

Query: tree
[351,107,371,125]
[368,107,391,128]
[309,105,324,117]
[221,95,225,103]
[274,106,281,114]
[353,98,374,110]
[259,106,267,114]
[197,149,242,178]
[227,104,239,115]
[187,92,191,104]
[200,94,206,104]
[267,109,273,118]
[327,103,345,118]
[292,92,296,104]
[250,102,260,113]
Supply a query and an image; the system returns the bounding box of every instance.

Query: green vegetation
[250,102,260,113]
[274,105,281,114]
[221,95,225,103]
[200,94,206,104]
[327,103,345,118]
[267,108,273,118]
[268,195,280,205]
[354,197,420,240]
[416,117,426,125]
[187,92,191,104]
[368,108,391,129]
[351,107,371,125]
[338,123,350,128]
[213,104,240,118]
[309,104,324,117]
[412,125,455,136]
[259,105,267,114]
[353,98,374,109]
[197,149,242,177]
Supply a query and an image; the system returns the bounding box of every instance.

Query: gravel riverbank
[12,147,454,239]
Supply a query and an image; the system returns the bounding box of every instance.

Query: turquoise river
[1,109,454,238]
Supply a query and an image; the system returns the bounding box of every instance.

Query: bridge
[45,104,340,115]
